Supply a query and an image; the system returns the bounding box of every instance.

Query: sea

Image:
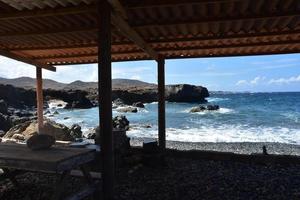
[48,92,300,145]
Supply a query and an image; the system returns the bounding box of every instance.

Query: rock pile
[189,104,220,113]
[2,119,79,142]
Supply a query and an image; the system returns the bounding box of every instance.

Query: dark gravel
[130,138,300,155]
[114,155,300,200]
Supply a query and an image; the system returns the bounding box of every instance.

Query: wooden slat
[0,144,95,172]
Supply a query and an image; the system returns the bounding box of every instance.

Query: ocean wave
[126,125,300,144]
[183,107,234,115]
[48,99,67,109]
[207,97,230,102]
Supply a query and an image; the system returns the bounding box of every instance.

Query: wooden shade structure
[0,0,299,199]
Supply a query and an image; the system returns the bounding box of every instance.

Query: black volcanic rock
[165,84,209,102]
[0,99,8,114]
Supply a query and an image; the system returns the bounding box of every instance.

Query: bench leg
[51,170,71,200]
[80,165,100,200]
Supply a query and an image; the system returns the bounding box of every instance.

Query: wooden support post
[36,67,43,133]
[98,0,114,199]
[158,57,166,150]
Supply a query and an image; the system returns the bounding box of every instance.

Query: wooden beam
[0,49,56,71]
[132,10,300,28]
[6,30,300,51]
[36,67,43,133]
[32,39,300,61]
[108,0,128,19]
[0,26,97,38]
[157,57,166,150]
[98,0,114,199]
[111,9,159,60]
[0,4,96,20]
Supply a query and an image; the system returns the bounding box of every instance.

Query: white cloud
[268,75,300,85]
[236,76,265,86]
[236,80,248,86]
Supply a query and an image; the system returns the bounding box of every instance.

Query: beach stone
[116,106,138,113]
[113,98,125,107]
[113,115,130,130]
[189,106,206,113]
[3,120,74,141]
[206,104,219,110]
[70,124,82,138]
[53,110,59,115]
[26,134,55,150]
[11,133,25,141]
[132,102,145,108]
[0,99,8,114]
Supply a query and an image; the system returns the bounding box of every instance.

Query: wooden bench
[0,143,98,200]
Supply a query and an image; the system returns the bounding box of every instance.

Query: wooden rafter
[5,30,300,51]
[132,11,300,28]
[32,39,300,61]
[109,0,159,60]
[0,4,96,20]
[0,49,56,71]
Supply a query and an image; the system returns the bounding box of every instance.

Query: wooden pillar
[36,67,43,133]
[98,0,114,199]
[158,57,166,150]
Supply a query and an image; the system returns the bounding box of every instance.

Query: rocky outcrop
[189,104,220,113]
[132,102,145,108]
[165,84,209,103]
[87,115,130,139]
[0,84,94,110]
[70,124,82,139]
[116,106,138,113]
[44,89,94,109]
[111,84,209,105]
[113,115,130,131]
[3,119,76,141]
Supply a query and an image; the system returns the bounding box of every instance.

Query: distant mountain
[0,77,155,90]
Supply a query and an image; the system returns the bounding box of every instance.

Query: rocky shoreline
[130,138,300,155]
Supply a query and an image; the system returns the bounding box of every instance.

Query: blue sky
[0,53,299,92]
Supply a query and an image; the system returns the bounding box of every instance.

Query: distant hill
[0,77,155,90]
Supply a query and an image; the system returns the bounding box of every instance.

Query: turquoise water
[48,92,300,144]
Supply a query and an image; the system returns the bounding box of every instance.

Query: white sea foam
[127,125,300,144]
[183,107,234,115]
[48,99,67,109]
[207,97,230,102]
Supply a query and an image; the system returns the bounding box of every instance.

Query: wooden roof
[0,0,299,71]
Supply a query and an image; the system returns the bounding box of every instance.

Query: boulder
[189,106,206,113]
[70,124,82,139]
[26,134,55,150]
[3,120,74,141]
[53,110,59,115]
[206,104,220,111]
[0,130,5,137]
[0,113,11,132]
[11,133,25,141]
[165,84,209,103]
[113,115,130,131]
[0,99,8,114]
[132,102,145,108]
[112,98,125,108]
[189,104,220,113]
[116,106,138,113]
